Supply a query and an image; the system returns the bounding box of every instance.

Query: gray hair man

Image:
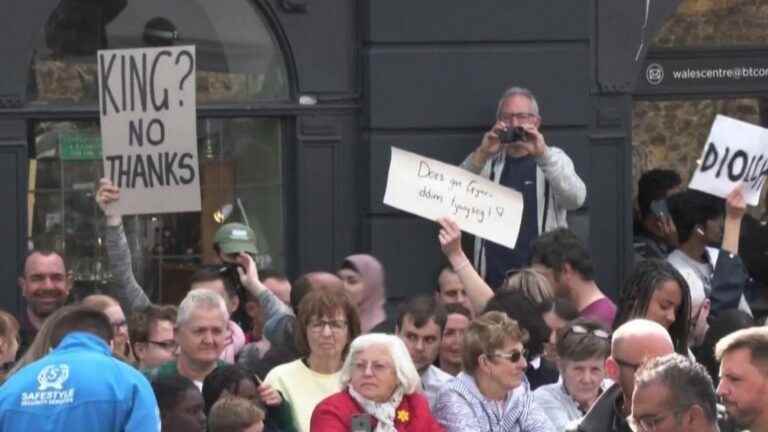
[630,353,719,432]
[146,289,228,389]
[461,86,586,289]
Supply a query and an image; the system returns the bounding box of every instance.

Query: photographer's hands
[472,121,548,169]
[472,120,507,169]
[517,124,548,158]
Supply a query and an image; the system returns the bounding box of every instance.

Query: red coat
[310,390,445,432]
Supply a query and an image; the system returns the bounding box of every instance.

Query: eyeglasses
[564,325,610,340]
[309,320,348,333]
[627,407,688,431]
[352,360,393,376]
[147,340,178,351]
[111,320,128,331]
[499,112,538,123]
[490,348,528,363]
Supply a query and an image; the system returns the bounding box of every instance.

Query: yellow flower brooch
[396,409,410,423]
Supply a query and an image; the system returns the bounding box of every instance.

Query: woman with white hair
[310,333,444,431]
[433,311,555,432]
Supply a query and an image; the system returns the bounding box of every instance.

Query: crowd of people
[0,86,767,432]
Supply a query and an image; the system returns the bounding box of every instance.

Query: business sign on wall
[636,56,768,94]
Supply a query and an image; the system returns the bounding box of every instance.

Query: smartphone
[650,199,670,218]
[350,414,373,432]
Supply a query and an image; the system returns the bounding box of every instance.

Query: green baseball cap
[214,223,258,255]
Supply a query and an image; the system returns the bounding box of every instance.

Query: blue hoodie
[0,331,160,431]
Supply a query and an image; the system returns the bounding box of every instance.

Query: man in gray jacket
[461,86,586,288]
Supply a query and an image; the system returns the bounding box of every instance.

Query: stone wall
[653,0,768,47]
[632,98,766,214]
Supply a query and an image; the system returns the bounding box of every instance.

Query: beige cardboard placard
[98,45,200,215]
[689,114,768,206]
[383,147,523,249]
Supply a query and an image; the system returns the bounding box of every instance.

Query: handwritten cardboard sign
[383,147,524,249]
[98,45,201,215]
[689,114,768,206]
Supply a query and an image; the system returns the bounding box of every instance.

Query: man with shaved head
[570,319,675,432]
[17,250,72,355]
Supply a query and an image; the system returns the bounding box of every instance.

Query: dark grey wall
[266,0,362,274]
[0,121,26,313]
[0,0,688,317]
[362,1,596,301]
[0,0,364,316]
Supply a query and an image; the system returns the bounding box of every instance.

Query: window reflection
[28,118,284,302]
[29,0,289,105]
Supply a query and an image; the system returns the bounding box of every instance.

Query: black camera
[498,126,528,143]
[219,263,245,294]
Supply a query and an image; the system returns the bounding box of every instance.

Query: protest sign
[689,114,768,206]
[383,147,524,249]
[98,45,200,215]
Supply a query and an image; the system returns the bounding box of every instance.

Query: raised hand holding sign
[383,147,523,249]
[689,114,768,206]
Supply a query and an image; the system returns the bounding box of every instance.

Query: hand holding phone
[650,199,669,219]
[350,414,373,432]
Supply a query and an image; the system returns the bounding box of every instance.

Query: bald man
[569,319,675,432]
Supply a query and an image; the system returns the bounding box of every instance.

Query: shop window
[25,0,290,302]
[29,118,284,302]
[28,0,289,105]
[652,0,768,48]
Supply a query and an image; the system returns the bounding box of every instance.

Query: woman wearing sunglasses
[533,319,611,431]
[433,311,555,432]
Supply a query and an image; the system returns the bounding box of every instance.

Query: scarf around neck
[348,385,405,432]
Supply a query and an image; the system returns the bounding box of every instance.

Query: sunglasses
[490,348,528,363]
[564,324,610,340]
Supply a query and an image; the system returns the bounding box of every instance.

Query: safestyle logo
[20,364,75,407]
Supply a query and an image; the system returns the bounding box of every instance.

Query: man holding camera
[461,86,586,289]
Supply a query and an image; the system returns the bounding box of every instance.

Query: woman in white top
[264,287,361,432]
